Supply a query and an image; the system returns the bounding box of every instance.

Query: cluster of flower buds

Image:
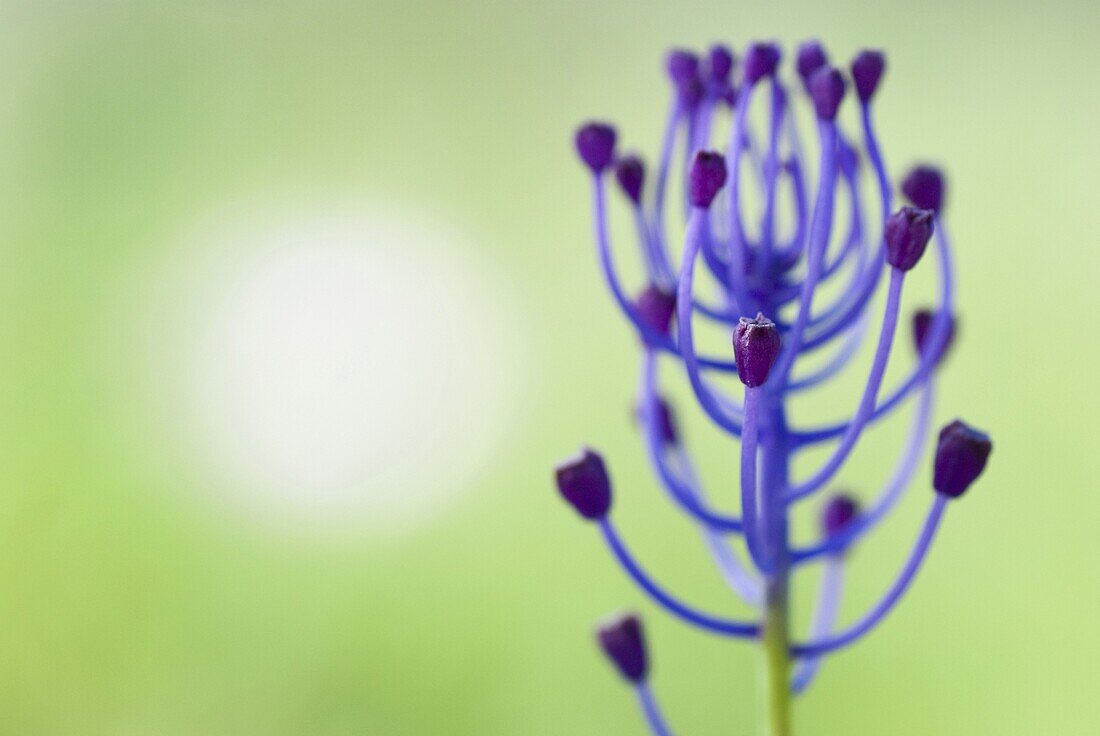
[557,39,993,732]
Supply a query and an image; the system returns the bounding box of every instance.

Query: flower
[558,40,993,731]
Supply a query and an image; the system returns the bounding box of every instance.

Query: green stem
[761,574,792,736]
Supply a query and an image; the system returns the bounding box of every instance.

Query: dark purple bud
[597,613,648,683]
[653,399,678,445]
[838,140,860,178]
[634,397,678,446]
[666,49,700,87]
[733,313,781,388]
[884,206,935,271]
[901,165,946,213]
[634,283,677,335]
[614,156,645,205]
[851,50,885,103]
[689,151,727,208]
[574,122,617,173]
[821,495,860,538]
[934,420,992,498]
[912,309,957,364]
[796,40,828,84]
[743,42,781,85]
[808,66,847,121]
[708,45,735,83]
[555,448,611,519]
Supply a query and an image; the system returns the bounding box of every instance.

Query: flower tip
[707,44,735,83]
[733,313,781,388]
[902,165,946,213]
[796,40,829,85]
[689,150,728,208]
[634,283,677,335]
[851,49,886,102]
[574,122,617,173]
[555,447,612,520]
[821,494,860,539]
[912,308,957,364]
[743,41,781,85]
[934,420,992,498]
[666,48,700,85]
[808,66,847,121]
[614,155,646,205]
[666,49,704,106]
[884,206,935,271]
[596,612,648,683]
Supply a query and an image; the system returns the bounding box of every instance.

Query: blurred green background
[0,1,1096,734]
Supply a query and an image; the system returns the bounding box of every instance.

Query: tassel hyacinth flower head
[556,39,993,735]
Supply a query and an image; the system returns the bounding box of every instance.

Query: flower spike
[565,41,990,723]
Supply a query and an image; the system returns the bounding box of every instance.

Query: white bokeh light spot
[172,206,520,535]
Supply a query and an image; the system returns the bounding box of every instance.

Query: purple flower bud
[912,309,957,364]
[574,122,617,173]
[884,206,935,271]
[743,42,781,85]
[633,396,678,445]
[689,151,727,208]
[850,50,886,103]
[666,49,700,86]
[733,313,781,388]
[934,421,992,498]
[555,448,612,519]
[654,399,678,445]
[901,165,946,213]
[808,66,847,121]
[708,45,735,83]
[796,40,828,85]
[634,283,677,335]
[597,613,648,683]
[821,495,860,538]
[614,156,645,205]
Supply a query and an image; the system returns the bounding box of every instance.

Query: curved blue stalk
[790,495,948,658]
[672,446,763,606]
[791,382,933,563]
[650,99,682,281]
[591,173,740,372]
[598,519,760,638]
[785,312,869,393]
[725,84,756,304]
[791,558,844,693]
[636,683,674,736]
[676,209,746,435]
[785,267,906,503]
[792,102,892,354]
[640,349,744,532]
[770,121,839,389]
[759,79,786,260]
[791,223,955,445]
[740,386,772,573]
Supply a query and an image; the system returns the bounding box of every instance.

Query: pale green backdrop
[0,1,1096,734]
